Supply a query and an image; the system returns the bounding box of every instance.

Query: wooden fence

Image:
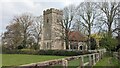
[113,49,120,61]
[20,49,106,68]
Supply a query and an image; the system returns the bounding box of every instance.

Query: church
[40,8,87,50]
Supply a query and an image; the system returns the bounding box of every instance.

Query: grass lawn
[0,54,2,67]
[54,56,89,68]
[68,56,89,67]
[54,59,81,68]
[93,56,120,67]
[2,54,66,66]
[68,58,80,67]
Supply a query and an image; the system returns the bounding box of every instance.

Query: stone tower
[41,8,65,50]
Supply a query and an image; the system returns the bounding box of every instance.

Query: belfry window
[47,19,49,23]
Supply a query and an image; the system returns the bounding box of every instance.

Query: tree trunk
[65,30,69,49]
[36,37,39,50]
[23,29,27,48]
[88,24,91,50]
[108,24,112,37]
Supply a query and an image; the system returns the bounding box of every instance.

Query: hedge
[2,48,95,56]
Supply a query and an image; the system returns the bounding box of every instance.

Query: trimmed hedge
[2,48,95,56]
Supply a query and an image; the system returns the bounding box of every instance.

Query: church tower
[41,8,64,50]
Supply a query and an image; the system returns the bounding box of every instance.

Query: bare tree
[72,19,83,32]
[76,2,101,49]
[98,2,120,37]
[57,5,76,49]
[13,13,34,48]
[32,15,43,49]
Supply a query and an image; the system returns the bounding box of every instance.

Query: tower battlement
[43,8,63,15]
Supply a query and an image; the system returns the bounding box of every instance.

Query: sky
[0,0,85,35]
[0,0,119,36]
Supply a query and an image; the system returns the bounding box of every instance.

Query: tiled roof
[68,31,87,42]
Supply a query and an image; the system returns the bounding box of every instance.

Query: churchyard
[1,1,120,68]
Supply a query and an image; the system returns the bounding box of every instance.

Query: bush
[17,45,24,49]
[90,37,97,50]
[2,49,95,56]
[99,36,118,51]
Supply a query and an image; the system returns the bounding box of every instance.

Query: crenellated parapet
[43,8,63,15]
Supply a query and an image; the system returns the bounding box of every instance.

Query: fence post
[101,51,103,59]
[89,54,92,66]
[99,51,102,59]
[95,54,97,64]
[97,53,99,62]
[80,56,84,68]
[62,59,68,68]
[93,54,96,65]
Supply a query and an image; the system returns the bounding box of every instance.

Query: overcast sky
[0,0,85,35]
[0,0,118,35]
